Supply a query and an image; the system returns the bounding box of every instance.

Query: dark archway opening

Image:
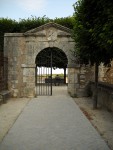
[35,47,68,96]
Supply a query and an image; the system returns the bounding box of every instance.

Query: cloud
[17,0,46,12]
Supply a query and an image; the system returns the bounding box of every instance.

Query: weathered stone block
[75,74,78,83]
[75,84,79,88]
[23,76,27,83]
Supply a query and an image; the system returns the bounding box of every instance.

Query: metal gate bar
[36,66,52,96]
[36,50,52,96]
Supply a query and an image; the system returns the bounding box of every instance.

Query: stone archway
[4,22,81,98]
[35,47,68,96]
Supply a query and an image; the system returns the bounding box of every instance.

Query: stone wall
[68,64,93,97]
[90,81,113,112]
[101,64,113,83]
[84,62,113,84]
[4,35,24,97]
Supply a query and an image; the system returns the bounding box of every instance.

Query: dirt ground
[0,98,31,143]
[74,97,113,150]
[0,97,113,150]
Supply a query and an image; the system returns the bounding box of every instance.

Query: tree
[0,18,17,52]
[54,16,75,29]
[73,0,113,108]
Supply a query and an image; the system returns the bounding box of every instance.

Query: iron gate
[36,49,52,96]
[35,47,68,96]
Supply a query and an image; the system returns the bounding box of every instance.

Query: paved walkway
[0,86,110,150]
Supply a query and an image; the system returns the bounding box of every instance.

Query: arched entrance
[4,22,84,98]
[35,47,68,96]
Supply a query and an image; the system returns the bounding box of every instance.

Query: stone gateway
[4,22,86,98]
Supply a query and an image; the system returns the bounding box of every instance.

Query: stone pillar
[22,64,36,98]
[67,64,80,97]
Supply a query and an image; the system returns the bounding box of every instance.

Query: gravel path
[0,87,110,150]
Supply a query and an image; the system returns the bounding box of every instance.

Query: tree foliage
[73,0,113,65]
[73,0,113,108]
[54,16,75,29]
[0,18,17,51]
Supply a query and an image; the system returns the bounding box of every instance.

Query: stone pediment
[24,22,71,38]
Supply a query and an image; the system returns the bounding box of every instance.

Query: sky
[37,67,67,74]
[0,0,77,21]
